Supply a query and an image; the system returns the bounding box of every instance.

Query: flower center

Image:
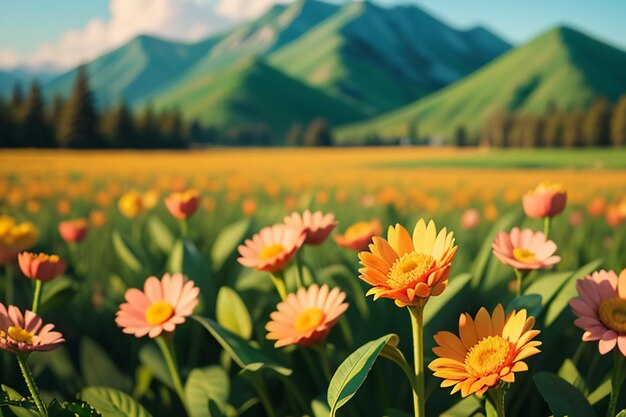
[513,248,536,263]
[294,308,325,333]
[599,297,626,333]
[8,326,35,345]
[259,243,285,260]
[344,222,372,239]
[464,335,512,377]
[537,182,564,193]
[145,301,175,325]
[387,252,435,289]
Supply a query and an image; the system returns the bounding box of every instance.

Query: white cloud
[215,0,292,20]
[0,0,238,72]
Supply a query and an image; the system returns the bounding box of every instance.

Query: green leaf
[0,385,38,417]
[112,231,146,274]
[40,276,77,314]
[211,219,250,272]
[138,344,173,388]
[534,371,596,417]
[311,397,331,417]
[167,239,210,284]
[81,387,152,417]
[48,399,102,417]
[192,316,291,376]
[133,365,153,399]
[506,294,543,318]
[185,366,230,417]
[384,408,412,417]
[484,399,497,417]
[588,377,611,405]
[557,359,586,393]
[80,338,132,393]
[616,410,626,417]
[147,215,175,254]
[440,396,482,417]
[327,334,399,417]
[207,399,224,417]
[216,286,252,340]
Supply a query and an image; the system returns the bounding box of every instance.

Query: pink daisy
[570,269,626,355]
[266,284,348,347]
[115,273,199,338]
[0,303,64,353]
[283,210,338,245]
[492,227,560,270]
[238,224,305,273]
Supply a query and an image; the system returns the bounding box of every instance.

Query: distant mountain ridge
[337,25,626,143]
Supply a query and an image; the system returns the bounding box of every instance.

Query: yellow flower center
[145,301,175,325]
[259,243,285,260]
[465,335,512,377]
[8,326,35,345]
[513,248,536,263]
[599,297,626,333]
[537,182,565,193]
[387,252,435,289]
[344,222,372,239]
[294,308,325,333]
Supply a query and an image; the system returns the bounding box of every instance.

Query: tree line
[0,66,337,148]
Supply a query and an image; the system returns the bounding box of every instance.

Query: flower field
[0,148,625,417]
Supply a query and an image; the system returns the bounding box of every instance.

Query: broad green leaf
[185,366,230,417]
[588,377,611,405]
[506,294,542,318]
[211,219,249,272]
[216,286,252,340]
[207,399,224,417]
[557,359,586,393]
[147,215,175,253]
[48,399,102,417]
[112,231,146,273]
[133,365,153,399]
[327,334,399,417]
[81,387,152,417]
[484,400,497,417]
[311,397,330,417]
[616,410,626,417]
[523,271,570,306]
[167,239,211,287]
[192,316,291,376]
[379,343,416,392]
[40,276,77,314]
[139,344,173,388]
[534,371,596,417]
[1,385,38,417]
[80,338,132,393]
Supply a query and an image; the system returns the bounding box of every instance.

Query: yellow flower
[118,190,144,218]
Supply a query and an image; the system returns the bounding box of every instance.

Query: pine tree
[522,116,544,148]
[10,82,24,109]
[303,118,333,147]
[454,126,467,147]
[137,105,158,148]
[610,95,626,147]
[58,66,102,148]
[408,121,419,145]
[284,122,303,147]
[544,111,564,147]
[582,98,612,146]
[0,99,16,147]
[484,111,512,147]
[19,81,54,147]
[48,94,65,142]
[563,110,584,147]
[106,102,135,148]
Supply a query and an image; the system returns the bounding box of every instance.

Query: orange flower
[18,252,66,283]
[522,182,566,218]
[460,208,480,230]
[89,210,106,227]
[284,210,338,245]
[242,198,258,217]
[358,219,457,307]
[0,216,39,264]
[334,220,382,251]
[58,218,89,243]
[429,305,541,397]
[118,190,144,218]
[238,224,305,273]
[165,189,200,219]
[266,284,348,347]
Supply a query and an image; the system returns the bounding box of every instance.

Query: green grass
[371,148,626,170]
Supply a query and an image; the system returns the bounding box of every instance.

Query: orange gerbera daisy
[429,305,541,397]
[358,219,457,307]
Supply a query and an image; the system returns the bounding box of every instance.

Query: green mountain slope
[44,35,222,107]
[151,58,365,139]
[269,1,510,115]
[337,26,626,143]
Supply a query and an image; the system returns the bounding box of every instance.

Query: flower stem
[543,216,551,239]
[294,252,304,289]
[514,269,523,297]
[249,374,277,417]
[312,343,332,381]
[408,305,425,417]
[178,218,188,239]
[32,280,43,314]
[607,349,626,417]
[269,271,287,300]
[155,336,188,414]
[487,386,506,417]
[16,353,47,416]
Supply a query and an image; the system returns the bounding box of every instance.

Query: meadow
[0,148,625,417]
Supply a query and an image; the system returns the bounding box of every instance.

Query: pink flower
[238,224,305,273]
[460,209,481,230]
[0,303,64,353]
[58,218,89,243]
[570,270,626,355]
[492,228,560,270]
[18,252,66,283]
[115,273,199,338]
[266,284,348,347]
[165,189,200,219]
[522,183,567,218]
[284,210,338,245]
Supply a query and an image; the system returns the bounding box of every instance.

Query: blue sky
[1,0,625,71]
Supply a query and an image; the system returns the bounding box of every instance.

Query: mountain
[151,58,365,139]
[0,69,58,99]
[268,1,510,114]
[336,26,626,143]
